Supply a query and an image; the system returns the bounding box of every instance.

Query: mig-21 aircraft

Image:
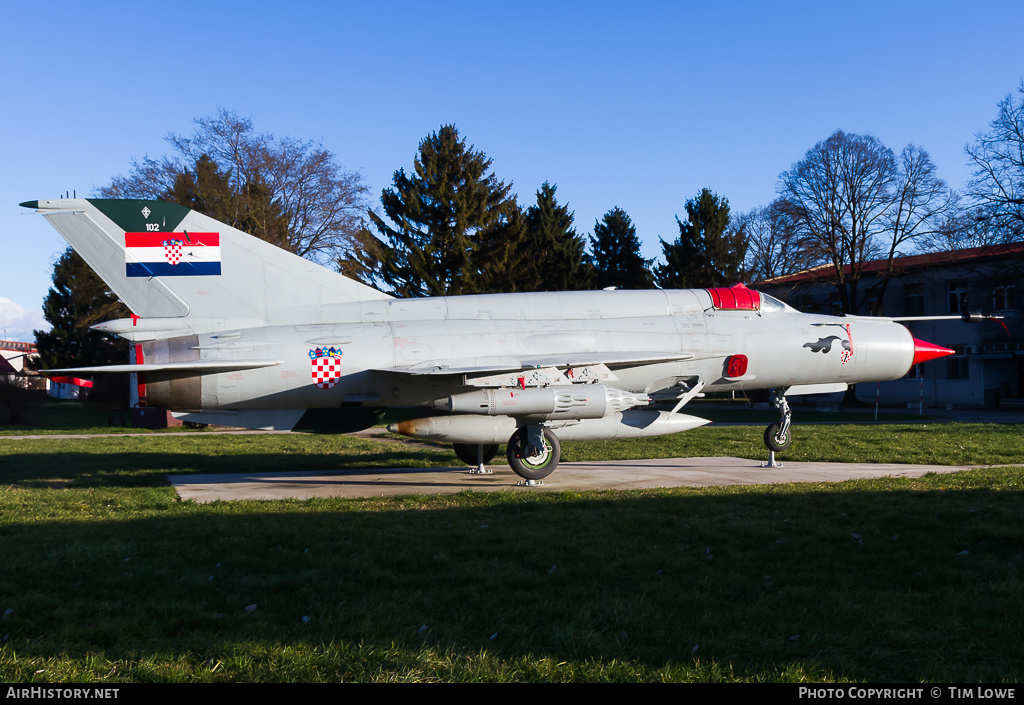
[22,198,956,480]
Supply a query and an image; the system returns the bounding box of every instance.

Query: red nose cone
[912,339,956,366]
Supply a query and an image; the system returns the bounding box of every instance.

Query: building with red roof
[0,340,38,376]
[757,243,1024,408]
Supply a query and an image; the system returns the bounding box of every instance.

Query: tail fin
[22,198,391,325]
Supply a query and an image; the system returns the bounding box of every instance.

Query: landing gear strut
[506,425,561,481]
[764,389,793,453]
[452,443,499,466]
[453,443,499,474]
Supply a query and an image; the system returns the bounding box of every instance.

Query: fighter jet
[21,198,955,480]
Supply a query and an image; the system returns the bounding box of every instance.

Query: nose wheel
[764,421,792,452]
[764,389,793,453]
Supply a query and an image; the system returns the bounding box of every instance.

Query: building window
[947,344,969,380]
[867,294,884,316]
[948,281,968,314]
[904,284,924,316]
[907,363,924,379]
[993,285,1015,312]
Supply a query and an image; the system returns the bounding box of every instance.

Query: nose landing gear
[763,389,792,468]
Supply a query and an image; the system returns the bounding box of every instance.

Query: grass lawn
[0,397,203,436]
[0,404,1022,682]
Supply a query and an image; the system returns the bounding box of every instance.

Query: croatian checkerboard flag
[124,232,222,277]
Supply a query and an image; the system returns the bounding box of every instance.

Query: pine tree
[337,225,385,286]
[656,188,746,289]
[524,182,592,291]
[368,125,528,296]
[589,207,654,289]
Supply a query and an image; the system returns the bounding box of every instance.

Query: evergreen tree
[524,182,592,291]
[589,207,654,289]
[33,249,128,370]
[474,204,532,294]
[656,188,746,289]
[337,225,385,286]
[368,125,528,296]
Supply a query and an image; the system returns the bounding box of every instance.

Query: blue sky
[2,0,1023,341]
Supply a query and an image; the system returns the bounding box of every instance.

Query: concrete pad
[167,456,978,502]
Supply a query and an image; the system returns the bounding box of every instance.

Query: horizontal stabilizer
[91,317,264,341]
[42,360,282,375]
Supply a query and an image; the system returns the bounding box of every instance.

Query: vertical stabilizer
[22,199,391,325]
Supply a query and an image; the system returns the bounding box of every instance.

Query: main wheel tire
[452,443,499,466]
[764,422,792,452]
[506,428,561,481]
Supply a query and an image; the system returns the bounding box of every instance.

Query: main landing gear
[452,424,562,482]
[452,442,499,466]
[452,442,499,474]
[506,425,560,482]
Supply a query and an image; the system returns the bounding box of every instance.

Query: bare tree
[778,131,952,314]
[779,130,896,313]
[862,144,959,306]
[917,192,1005,251]
[886,145,955,255]
[966,81,1024,240]
[743,198,820,283]
[102,109,370,267]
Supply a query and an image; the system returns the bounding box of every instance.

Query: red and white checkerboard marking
[163,241,183,265]
[311,356,343,389]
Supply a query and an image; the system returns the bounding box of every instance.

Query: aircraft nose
[912,339,956,366]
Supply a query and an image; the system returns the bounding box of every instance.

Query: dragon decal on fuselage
[804,335,851,354]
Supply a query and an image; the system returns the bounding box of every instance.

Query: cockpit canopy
[705,283,795,314]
